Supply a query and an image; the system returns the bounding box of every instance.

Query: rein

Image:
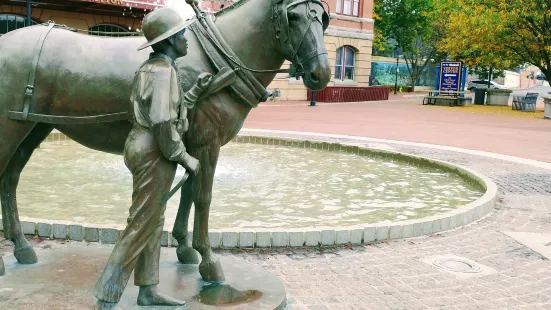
[188,0,329,78]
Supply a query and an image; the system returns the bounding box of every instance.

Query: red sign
[78,0,166,10]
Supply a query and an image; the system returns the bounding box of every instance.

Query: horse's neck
[215,0,284,86]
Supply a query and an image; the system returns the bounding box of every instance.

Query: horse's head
[272,0,331,90]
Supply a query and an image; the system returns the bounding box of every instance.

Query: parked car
[467,80,507,91]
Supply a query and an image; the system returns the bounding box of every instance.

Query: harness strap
[22,22,56,121]
[8,111,129,124]
[204,15,270,102]
[189,16,270,107]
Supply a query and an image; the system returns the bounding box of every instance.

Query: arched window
[335,46,356,81]
[0,14,38,36]
[89,24,137,37]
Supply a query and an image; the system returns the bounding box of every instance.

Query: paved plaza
[1,97,551,309]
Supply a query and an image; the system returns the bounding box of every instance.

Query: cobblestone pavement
[2,132,551,309]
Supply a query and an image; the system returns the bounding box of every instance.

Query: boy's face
[171,29,188,57]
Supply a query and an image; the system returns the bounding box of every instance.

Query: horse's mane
[213,0,252,17]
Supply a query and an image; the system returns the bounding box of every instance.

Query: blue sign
[438,62,462,92]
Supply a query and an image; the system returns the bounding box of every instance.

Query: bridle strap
[189,0,327,77]
[274,0,328,74]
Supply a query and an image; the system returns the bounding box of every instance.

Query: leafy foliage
[436,0,551,84]
[374,0,446,90]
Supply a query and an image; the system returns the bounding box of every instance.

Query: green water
[16,140,483,229]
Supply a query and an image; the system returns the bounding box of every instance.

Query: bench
[512,93,538,112]
[422,95,459,107]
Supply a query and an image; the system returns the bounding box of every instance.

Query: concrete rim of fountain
[1,131,497,249]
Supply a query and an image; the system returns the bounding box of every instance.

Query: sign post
[438,61,462,95]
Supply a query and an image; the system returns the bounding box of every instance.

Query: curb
[2,132,498,249]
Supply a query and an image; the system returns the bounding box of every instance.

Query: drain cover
[420,254,496,279]
[432,257,482,273]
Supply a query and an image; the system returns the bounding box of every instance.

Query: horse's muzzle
[302,52,331,91]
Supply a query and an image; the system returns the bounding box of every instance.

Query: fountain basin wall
[1,132,497,248]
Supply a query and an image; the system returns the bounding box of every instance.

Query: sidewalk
[249,98,551,162]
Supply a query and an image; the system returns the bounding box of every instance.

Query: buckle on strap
[22,85,34,120]
[24,85,34,97]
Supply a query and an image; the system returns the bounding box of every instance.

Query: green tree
[374,0,445,91]
[437,0,551,85]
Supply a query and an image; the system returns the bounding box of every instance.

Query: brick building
[0,0,164,37]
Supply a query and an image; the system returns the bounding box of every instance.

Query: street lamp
[394,50,402,95]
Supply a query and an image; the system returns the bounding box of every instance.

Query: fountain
[8,133,494,247]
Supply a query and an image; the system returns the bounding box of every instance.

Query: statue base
[0,243,286,310]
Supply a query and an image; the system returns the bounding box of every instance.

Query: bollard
[310,90,316,106]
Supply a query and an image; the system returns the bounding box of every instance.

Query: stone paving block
[69,225,84,241]
[441,216,450,231]
[288,229,305,247]
[449,214,458,229]
[335,229,350,245]
[363,226,376,243]
[21,221,36,235]
[53,224,67,239]
[423,220,433,235]
[161,231,168,247]
[455,213,464,227]
[466,209,474,224]
[84,227,99,242]
[402,222,413,238]
[239,230,255,248]
[255,229,271,248]
[484,200,493,214]
[37,223,52,238]
[101,228,119,244]
[272,230,289,247]
[412,222,423,237]
[209,230,221,248]
[474,205,483,220]
[389,225,402,240]
[432,218,442,233]
[305,230,320,246]
[222,230,239,248]
[349,227,363,245]
[321,229,335,246]
[376,225,389,241]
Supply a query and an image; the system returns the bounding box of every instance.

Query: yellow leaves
[436,0,551,70]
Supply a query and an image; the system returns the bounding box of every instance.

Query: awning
[1,0,166,19]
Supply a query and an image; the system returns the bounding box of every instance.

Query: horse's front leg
[192,143,225,282]
[172,175,200,264]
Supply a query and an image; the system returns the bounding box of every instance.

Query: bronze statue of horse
[0,0,330,281]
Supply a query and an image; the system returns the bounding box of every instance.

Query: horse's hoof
[14,246,38,264]
[176,246,200,264]
[199,257,225,282]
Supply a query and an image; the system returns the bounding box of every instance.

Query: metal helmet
[137,7,195,51]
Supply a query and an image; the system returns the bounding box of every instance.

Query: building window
[0,14,37,36]
[335,46,356,81]
[89,24,137,37]
[336,0,360,16]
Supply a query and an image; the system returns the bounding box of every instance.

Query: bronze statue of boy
[94,7,199,309]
